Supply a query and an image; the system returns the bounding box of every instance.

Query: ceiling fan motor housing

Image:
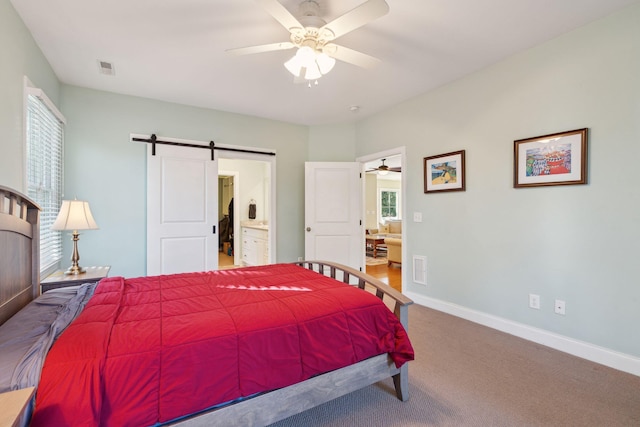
[290,1,334,49]
[299,0,320,17]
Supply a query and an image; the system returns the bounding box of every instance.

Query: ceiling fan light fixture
[304,60,322,79]
[285,46,334,80]
[285,46,313,77]
[316,52,335,74]
[284,55,303,77]
[378,169,389,176]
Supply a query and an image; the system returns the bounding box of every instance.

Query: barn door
[147,143,218,275]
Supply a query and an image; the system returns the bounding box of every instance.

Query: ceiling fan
[367,159,401,175]
[226,0,389,82]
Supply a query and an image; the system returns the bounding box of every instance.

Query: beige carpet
[270,304,640,426]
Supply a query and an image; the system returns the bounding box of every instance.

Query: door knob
[306,227,311,232]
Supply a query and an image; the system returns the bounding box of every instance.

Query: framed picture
[423,150,465,193]
[514,128,588,188]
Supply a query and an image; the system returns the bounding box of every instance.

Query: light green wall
[0,0,60,191]
[355,4,640,357]
[59,85,307,278]
[307,123,356,161]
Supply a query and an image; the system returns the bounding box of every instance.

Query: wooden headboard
[0,186,40,325]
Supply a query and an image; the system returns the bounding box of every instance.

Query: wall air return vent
[97,60,115,76]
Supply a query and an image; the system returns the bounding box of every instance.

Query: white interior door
[305,162,362,270]
[147,143,218,275]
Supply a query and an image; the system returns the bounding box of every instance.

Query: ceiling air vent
[97,60,115,76]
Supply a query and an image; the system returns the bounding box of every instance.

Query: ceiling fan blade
[320,0,389,40]
[389,167,402,172]
[255,0,304,32]
[226,42,295,56]
[323,43,380,69]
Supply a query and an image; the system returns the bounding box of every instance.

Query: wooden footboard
[294,260,413,329]
[294,260,413,402]
[170,261,413,427]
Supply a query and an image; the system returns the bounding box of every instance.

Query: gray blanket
[0,282,97,393]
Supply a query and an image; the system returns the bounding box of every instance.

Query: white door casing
[147,143,218,275]
[305,162,362,270]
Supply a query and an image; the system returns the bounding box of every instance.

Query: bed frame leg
[392,364,409,401]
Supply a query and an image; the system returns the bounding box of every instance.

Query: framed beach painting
[514,128,588,188]
[423,150,465,193]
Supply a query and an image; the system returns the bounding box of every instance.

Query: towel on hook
[248,203,256,219]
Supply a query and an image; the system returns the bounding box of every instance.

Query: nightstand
[0,387,34,427]
[41,265,111,293]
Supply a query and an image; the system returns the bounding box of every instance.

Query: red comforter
[32,264,414,426]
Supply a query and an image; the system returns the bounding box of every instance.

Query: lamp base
[64,230,85,275]
[64,265,86,275]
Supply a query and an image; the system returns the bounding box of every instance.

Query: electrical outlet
[555,299,566,315]
[529,293,540,310]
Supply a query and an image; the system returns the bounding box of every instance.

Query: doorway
[218,172,237,268]
[218,157,273,269]
[359,148,405,292]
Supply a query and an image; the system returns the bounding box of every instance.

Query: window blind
[26,90,65,274]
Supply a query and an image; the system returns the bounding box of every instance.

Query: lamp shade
[52,200,99,231]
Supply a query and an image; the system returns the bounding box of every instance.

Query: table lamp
[52,199,99,275]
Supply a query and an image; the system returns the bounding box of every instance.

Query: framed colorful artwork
[423,150,465,193]
[514,128,588,188]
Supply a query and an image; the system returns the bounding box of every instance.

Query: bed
[0,186,414,426]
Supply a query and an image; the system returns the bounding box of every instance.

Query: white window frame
[378,187,401,224]
[24,77,66,277]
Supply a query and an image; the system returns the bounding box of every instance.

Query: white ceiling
[11,0,637,126]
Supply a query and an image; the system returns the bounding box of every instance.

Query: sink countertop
[241,221,269,230]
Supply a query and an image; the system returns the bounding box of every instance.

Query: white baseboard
[406,291,640,377]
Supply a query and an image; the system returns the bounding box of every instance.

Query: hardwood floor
[218,251,236,268]
[366,263,402,292]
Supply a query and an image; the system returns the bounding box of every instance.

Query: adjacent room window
[379,188,400,222]
[25,83,66,275]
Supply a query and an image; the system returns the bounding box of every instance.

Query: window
[379,188,400,222]
[25,83,65,275]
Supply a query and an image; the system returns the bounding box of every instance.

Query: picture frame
[514,128,588,188]
[423,150,465,193]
